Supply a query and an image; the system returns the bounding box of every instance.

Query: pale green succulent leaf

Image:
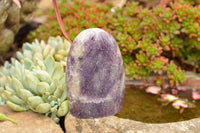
[6,76,12,85]
[59,74,66,85]
[7,101,29,111]
[24,58,33,70]
[35,70,51,83]
[24,72,40,95]
[60,88,67,103]
[44,56,56,76]
[50,100,56,106]
[35,103,51,113]
[27,96,44,109]
[60,60,67,67]
[0,75,6,87]
[21,69,30,90]
[34,57,46,71]
[49,79,58,94]
[0,93,8,101]
[42,92,50,102]
[50,105,58,113]
[2,77,10,89]
[64,39,71,54]
[51,63,63,80]
[4,61,11,69]
[11,58,17,65]
[1,69,9,76]
[0,87,4,93]
[18,89,34,101]
[0,97,6,105]
[22,42,34,51]
[14,60,22,80]
[23,50,33,60]
[43,45,53,59]
[33,52,43,61]
[5,85,18,96]
[12,76,25,94]
[3,90,25,105]
[53,85,63,98]
[56,100,69,117]
[54,54,64,61]
[37,82,50,95]
[48,36,64,51]
[2,61,12,76]
[39,40,46,51]
[57,49,66,56]
[48,96,58,103]
[16,51,24,61]
[50,113,59,123]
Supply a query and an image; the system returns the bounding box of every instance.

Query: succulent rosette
[0,36,71,123]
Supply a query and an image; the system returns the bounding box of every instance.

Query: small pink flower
[161,94,178,102]
[192,91,200,100]
[146,86,161,94]
[177,87,186,91]
[171,89,178,95]
[172,100,188,109]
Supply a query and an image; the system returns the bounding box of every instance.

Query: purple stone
[66,28,125,118]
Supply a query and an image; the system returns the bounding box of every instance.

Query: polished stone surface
[66,28,125,118]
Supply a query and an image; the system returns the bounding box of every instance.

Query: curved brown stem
[52,0,72,43]
[12,0,21,8]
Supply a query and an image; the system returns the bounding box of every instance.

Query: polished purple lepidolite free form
[66,28,125,118]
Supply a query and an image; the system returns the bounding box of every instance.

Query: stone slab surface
[65,113,200,133]
[0,106,63,133]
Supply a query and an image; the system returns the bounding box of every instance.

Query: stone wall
[0,0,39,55]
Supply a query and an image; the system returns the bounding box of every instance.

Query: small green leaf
[0,113,20,124]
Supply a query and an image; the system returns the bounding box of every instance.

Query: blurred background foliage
[28,0,200,86]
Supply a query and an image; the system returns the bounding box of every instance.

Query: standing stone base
[65,113,200,133]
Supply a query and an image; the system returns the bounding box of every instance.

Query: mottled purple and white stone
[66,28,125,118]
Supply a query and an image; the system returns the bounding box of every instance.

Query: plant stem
[0,113,21,124]
[52,0,72,43]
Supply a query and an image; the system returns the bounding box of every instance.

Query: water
[115,87,200,123]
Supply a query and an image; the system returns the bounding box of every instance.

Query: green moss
[136,53,148,64]
[123,55,133,64]
[167,63,177,74]
[152,59,163,71]
[147,45,158,56]
[125,63,138,77]
[174,71,185,82]
[127,42,136,51]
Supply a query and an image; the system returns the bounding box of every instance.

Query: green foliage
[28,0,200,85]
[28,0,113,41]
[0,36,70,123]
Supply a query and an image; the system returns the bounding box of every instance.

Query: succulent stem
[12,0,21,8]
[52,0,72,43]
[0,113,21,124]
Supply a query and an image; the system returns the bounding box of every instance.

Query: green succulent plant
[0,36,71,123]
[27,0,200,86]
[28,0,113,41]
